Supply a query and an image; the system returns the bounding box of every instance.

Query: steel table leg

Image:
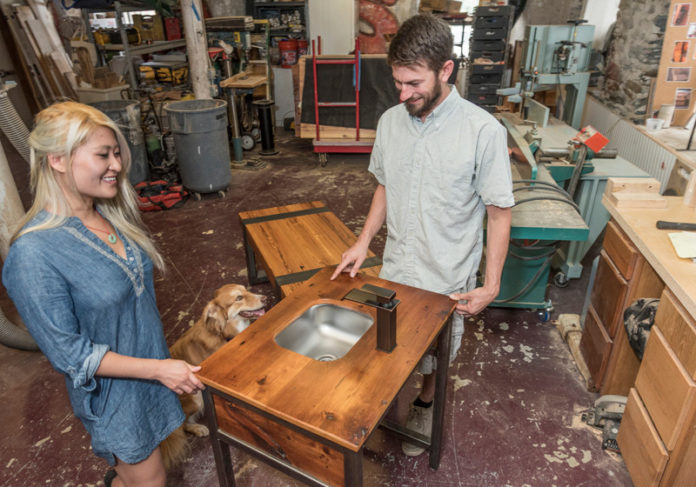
[242,226,268,285]
[203,389,236,487]
[429,314,453,469]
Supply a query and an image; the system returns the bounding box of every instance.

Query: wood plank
[198,267,456,452]
[214,396,345,486]
[605,177,661,195]
[608,192,668,208]
[616,388,668,487]
[635,326,696,451]
[220,72,267,89]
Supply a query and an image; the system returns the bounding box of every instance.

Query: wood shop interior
[1,0,696,486]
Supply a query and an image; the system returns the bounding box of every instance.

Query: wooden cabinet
[617,288,696,486]
[580,219,664,392]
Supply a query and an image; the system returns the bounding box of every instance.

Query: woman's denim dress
[2,212,184,465]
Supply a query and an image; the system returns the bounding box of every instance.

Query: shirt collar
[412,85,459,125]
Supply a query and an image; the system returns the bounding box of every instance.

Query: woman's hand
[155,359,205,395]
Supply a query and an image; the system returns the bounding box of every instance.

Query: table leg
[429,314,453,469]
[242,226,268,285]
[203,389,236,487]
[343,450,363,487]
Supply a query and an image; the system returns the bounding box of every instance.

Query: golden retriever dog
[169,284,267,436]
[160,284,266,468]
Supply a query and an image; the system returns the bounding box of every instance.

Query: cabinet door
[616,388,668,487]
[655,288,696,380]
[635,326,696,451]
[603,219,640,280]
[591,250,628,338]
[579,305,612,391]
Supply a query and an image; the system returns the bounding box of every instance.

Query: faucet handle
[360,283,396,304]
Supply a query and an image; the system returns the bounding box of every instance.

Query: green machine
[502,22,595,129]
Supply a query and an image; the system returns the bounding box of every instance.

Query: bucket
[279,40,298,68]
[164,99,231,194]
[297,39,308,57]
[645,118,664,131]
[90,100,149,185]
[657,104,675,128]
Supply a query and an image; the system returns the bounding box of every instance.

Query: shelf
[254,1,305,7]
[100,39,186,54]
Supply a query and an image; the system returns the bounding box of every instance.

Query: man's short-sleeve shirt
[369,87,514,295]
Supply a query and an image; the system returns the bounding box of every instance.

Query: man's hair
[387,14,454,73]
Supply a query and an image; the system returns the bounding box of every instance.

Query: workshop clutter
[279,39,298,67]
[139,62,189,85]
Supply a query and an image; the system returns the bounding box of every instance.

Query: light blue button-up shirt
[3,211,184,466]
[369,87,514,295]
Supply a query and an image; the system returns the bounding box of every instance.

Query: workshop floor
[0,131,633,486]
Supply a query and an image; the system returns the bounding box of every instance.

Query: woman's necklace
[84,212,118,244]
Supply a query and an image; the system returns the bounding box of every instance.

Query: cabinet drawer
[579,305,612,390]
[616,388,668,487]
[655,288,696,380]
[635,326,696,451]
[591,250,628,338]
[603,219,639,279]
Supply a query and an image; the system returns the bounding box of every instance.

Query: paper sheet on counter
[669,232,696,259]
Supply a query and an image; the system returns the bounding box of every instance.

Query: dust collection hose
[0,89,31,164]
[0,114,38,351]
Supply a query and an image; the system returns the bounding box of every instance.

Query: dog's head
[201,284,267,340]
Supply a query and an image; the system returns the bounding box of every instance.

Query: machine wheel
[217,190,227,198]
[553,271,569,288]
[318,152,328,167]
[251,127,262,142]
[192,192,202,201]
[241,133,255,151]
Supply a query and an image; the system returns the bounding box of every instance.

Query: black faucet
[342,283,400,353]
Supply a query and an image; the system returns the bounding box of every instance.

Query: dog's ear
[202,301,227,334]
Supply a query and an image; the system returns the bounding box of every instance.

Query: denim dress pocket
[79,377,112,421]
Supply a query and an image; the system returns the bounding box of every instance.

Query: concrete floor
[0,131,633,486]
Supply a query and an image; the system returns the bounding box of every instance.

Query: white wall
[583,0,621,50]
[308,0,355,55]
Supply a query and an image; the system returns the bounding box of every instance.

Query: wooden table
[199,268,456,487]
[239,201,382,297]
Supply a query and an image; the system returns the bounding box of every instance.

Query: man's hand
[449,286,499,316]
[331,241,369,279]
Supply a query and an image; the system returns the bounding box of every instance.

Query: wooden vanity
[198,267,456,486]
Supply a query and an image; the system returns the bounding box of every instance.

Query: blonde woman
[2,102,203,487]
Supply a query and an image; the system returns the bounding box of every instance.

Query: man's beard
[405,81,442,118]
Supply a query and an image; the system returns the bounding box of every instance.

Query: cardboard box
[448,1,463,13]
[420,0,448,12]
[76,85,129,104]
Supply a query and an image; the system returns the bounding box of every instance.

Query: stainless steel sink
[274,303,373,361]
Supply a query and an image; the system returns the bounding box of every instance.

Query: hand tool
[656,220,696,231]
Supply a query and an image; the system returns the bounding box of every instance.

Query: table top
[240,201,381,296]
[603,195,696,320]
[197,267,455,452]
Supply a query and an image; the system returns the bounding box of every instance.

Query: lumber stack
[2,0,77,107]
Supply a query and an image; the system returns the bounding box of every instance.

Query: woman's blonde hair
[11,101,164,271]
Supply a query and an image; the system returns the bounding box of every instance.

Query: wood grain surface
[240,202,381,296]
[198,267,455,452]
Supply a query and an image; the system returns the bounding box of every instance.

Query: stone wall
[594,0,668,122]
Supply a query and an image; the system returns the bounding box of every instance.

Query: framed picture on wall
[689,23,696,38]
[672,3,691,27]
[675,88,692,109]
[667,67,691,82]
[673,41,689,62]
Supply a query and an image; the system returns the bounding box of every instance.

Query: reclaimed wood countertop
[198,267,455,452]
